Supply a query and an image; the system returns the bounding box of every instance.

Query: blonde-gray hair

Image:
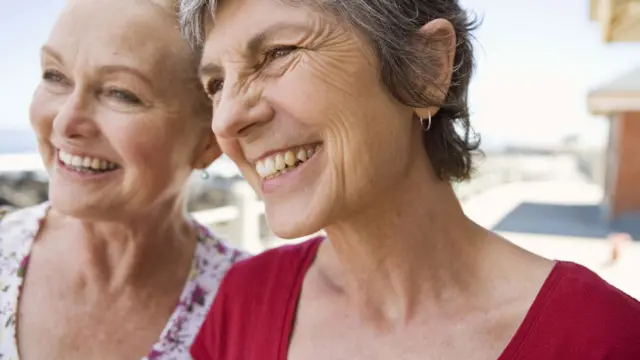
[178,0,214,48]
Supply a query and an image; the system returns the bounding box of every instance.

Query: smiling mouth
[58,149,120,175]
[255,144,321,180]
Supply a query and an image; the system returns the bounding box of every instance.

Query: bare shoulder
[485,232,556,291]
[475,233,556,330]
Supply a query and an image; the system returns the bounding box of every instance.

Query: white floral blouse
[0,202,248,359]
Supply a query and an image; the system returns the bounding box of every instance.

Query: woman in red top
[179,0,640,358]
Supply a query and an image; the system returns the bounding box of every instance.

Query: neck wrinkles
[320,156,488,326]
[43,198,196,292]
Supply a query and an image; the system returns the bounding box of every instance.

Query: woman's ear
[417,18,457,107]
[193,131,222,170]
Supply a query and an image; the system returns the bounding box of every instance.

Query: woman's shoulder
[549,261,640,314]
[181,221,252,306]
[0,202,48,226]
[521,260,640,355]
[0,202,48,254]
[0,206,13,221]
[147,222,251,357]
[222,236,324,291]
[210,236,324,308]
[193,223,250,262]
[186,221,252,293]
[190,236,324,359]
[0,203,48,287]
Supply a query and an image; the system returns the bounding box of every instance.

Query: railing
[192,181,263,253]
[192,154,575,253]
[0,152,577,253]
[191,180,321,253]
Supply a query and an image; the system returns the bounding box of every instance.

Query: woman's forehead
[48,0,192,77]
[202,0,318,56]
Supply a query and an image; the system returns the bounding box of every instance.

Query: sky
[1,0,639,149]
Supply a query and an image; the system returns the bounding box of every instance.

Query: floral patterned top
[0,202,248,359]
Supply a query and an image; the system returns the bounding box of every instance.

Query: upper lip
[249,142,320,165]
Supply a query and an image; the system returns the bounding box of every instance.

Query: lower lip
[55,154,122,181]
[260,148,321,193]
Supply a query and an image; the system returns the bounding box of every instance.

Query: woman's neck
[321,159,489,326]
[44,198,196,293]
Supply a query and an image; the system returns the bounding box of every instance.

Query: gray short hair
[178,0,481,181]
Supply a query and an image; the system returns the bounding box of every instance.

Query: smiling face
[200,0,428,238]
[31,0,217,219]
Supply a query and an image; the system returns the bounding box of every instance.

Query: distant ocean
[0,127,242,177]
[0,129,39,154]
[0,127,507,156]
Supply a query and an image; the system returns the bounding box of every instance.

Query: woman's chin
[266,207,324,240]
[49,191,114,220]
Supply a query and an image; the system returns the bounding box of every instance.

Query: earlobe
[194,132,222,170]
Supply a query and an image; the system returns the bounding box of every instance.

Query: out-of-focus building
[589,0,640,42]
[588,0,640,221]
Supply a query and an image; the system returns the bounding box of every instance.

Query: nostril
[53,113,100,140]
[237,123,255,136]
[211,86,273,139]
[212,121,254,139]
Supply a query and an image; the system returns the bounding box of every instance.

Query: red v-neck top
[191,237,640,360]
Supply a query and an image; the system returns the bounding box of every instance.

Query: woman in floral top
[0,0,246,358]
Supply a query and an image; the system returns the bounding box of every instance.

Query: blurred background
[1,0,639,298]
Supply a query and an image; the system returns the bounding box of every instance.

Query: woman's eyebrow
[41,45,153,87]
[41,45,65,64]
[245,22,309,53]
[199,22,309,77]
[97,65,153,87]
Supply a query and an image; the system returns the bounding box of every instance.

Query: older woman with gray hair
[181,0,640,359]
[0,0,246,358]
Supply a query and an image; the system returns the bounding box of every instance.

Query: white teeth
[58,150,117,172]
[256,161,266,177]
[296,149,307,162]
[274,153,286,171]
[284,151,296,166]
[255,145,321,179]
[264,157,275,174]
[72,156,83,166]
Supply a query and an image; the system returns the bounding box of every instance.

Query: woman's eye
[107,88,142,105]
[205,79,224,98]
[265,45,299,62]
[42,70,66,84]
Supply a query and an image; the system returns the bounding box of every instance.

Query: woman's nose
[212,82,273,139]
[52,91,100,140]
